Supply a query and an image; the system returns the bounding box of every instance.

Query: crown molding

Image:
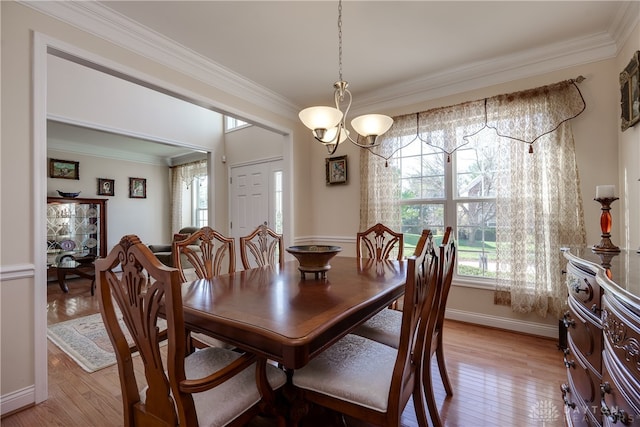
[20,1,300,119]
[609,1,640,55]
[351,30,618,115]
[48,138,170,166]
[21,1,637,120]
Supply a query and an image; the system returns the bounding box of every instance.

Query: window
[192,175,208,227]
[367,80,586,317]
[273,170,283,234]
[394,127,500,281]
[224,116,250,132]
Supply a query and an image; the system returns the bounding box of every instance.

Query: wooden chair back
[387,229,439,418]
[172,226,235,282]
[239,222,284,269]
[435,226,456,338]
[414,226,457,427]
[357,222,404,261]
[96,235,184,426]
[96,235,280,426]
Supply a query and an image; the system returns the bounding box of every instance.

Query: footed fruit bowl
[286,245,342,279]
[57,190,81,198]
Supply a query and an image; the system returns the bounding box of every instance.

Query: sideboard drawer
[601,294,640,395]
[567,262,602,315]
[562,376,602,427]
[565,337,603,424]
[601,350,640,426]
[566,297,603,373]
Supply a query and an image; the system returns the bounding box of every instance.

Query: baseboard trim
[1,386,35,417]
[445,308,558,339]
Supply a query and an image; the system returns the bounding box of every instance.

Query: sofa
[148,226,200,267]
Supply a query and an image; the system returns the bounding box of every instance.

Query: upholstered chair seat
[292,334,397,412]
[140,347,286,426]
[352,308,402,349]
[290,230,439,427]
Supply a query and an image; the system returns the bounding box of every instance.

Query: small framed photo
[326,155,348,185]
[97,178,115,196]
[129,177,146,199]
[620,50,640,131]
[49,158,79,180]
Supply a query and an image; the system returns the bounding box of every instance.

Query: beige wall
[616,23,640,251]
[0,1,306,411]
[47,149,171,250]
[1,0,636,414]
[308,56,628,334]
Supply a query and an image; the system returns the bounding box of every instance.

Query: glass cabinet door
[47,197,107,266]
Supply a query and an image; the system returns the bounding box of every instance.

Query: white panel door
[230,159,283,268]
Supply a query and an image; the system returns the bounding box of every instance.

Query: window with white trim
[395,128,499,280]
[224,116,250,132]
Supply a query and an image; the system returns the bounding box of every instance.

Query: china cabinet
[47,197,107,266]
[561,248,639,426]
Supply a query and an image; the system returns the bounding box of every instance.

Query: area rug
[47,313,166,373]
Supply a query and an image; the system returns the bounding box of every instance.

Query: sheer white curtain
[359,115,413,232]
[363,80,586,317]
[169,159,207,233]
[490,83,587,317]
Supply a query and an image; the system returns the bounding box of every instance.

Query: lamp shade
[351,114,394,137]
[299,106,343,131]
[321,127,349,144]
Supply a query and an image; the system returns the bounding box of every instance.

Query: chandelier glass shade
[299,0,393,155]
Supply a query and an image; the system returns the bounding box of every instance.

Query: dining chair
[351,227,456,427]
[172,226,236,283]
[352,222,405,339]
[356,222,404,261]
[239,222,284,270]
[420,226,456,427]
[172,226,237,350]
[96,234,287,427]
[291,229,438,427]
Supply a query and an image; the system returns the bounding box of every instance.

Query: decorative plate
[86,207,98,218]
[59,239,76,251]
[85,237,98,248]
[85,223,97,234]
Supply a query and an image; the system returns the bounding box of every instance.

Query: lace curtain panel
[362,80,586,317]
[170,159,207,233]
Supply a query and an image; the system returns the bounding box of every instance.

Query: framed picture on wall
[620,50,640,131]
[97,178,115,196]
[326,155,348,185]
[49,158,79,180]
[129,177,146,199]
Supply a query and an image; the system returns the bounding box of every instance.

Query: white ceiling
[43,1,637,160]
[47,120,201,164]
[95,0,634,109]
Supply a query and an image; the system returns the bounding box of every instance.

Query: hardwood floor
[2,278,567,427]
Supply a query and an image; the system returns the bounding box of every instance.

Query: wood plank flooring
[1,278,567,427]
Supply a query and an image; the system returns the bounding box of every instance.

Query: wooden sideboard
[561,248,640,426]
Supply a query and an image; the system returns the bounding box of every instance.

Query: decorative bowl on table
[57,190,81,198]
[286,245,342,279]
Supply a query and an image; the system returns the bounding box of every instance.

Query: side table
[55,260,97,295]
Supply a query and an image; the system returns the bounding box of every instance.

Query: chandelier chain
[337,0,343,83]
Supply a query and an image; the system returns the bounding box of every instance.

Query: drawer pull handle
[600,382,631,425]
[561,312,575,328]
[560,383,576,409]
[572,282,588,294]
[591,304,601,314]
[563,354,575,369]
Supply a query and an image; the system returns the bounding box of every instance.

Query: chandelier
[298,0,394,155]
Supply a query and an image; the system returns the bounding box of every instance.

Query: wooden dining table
[180,256,407,370]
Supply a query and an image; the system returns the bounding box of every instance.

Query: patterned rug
[47,313,166,373]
